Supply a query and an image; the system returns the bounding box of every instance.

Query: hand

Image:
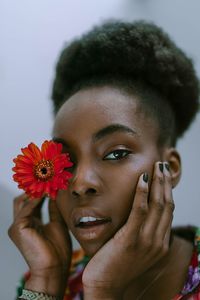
[8,194,72,297]
[82,162,174,299]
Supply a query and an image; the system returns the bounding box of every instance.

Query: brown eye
[104,149,131,160]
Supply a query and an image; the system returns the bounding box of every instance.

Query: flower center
[34,160,54,181]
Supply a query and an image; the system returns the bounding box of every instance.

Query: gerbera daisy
[12,140,73,199]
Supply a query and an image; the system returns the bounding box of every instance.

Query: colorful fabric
[173,228,200,300]
[63,249,89,300]
[16,228,200,300]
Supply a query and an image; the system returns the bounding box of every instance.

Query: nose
[70,162,100,197]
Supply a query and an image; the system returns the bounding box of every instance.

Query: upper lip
[72,208,111,226]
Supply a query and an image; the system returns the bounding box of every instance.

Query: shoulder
[172,226,200,300]
[172,225,198,244]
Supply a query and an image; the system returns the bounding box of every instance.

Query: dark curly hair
[51,20,199,146]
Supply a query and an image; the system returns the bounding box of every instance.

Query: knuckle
[161,243,169,256]
[154,241,163,253]
[14,193,27,204]
[157,176,164,185]
[151,200,164,213]
[142,238,153,250]
[137,185,148,196]
[14,196,23,209]
[7,224,15,238]
[154,239,170,256]
[152,241,167,257]
[154,174,164,185]
[166,200,175,212]
[165,175,172,185]
[135,204,148,217]
[8,219,22,233]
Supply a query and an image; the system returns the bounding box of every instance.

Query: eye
[103,149,131,160]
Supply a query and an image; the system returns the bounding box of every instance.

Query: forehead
[53,86,156,139]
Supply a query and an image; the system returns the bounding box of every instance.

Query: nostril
[72,188,97,197]
[87,188,96,194]
[72,190,80,197]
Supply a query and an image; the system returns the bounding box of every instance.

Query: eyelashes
[64,149,132,171]
[103,149,132,161]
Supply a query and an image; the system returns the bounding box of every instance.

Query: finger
[13,193,29,219]
[142,162,164,239]
[14,197,43,223]
[163,223,173,248]
[48,199,65,223]
[154,162,175,241]
[32,196,46,220]
[125,173,149,241]
[9,198,44,240]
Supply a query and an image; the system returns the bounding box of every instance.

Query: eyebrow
[52,123,137,146]
[92,123,137,142]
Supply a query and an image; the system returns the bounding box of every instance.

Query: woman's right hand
[8,194,72,297]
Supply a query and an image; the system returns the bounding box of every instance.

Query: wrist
[25,267,68,297]
[19,289,58,300]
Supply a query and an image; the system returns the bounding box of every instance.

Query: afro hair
[51,20,199,142]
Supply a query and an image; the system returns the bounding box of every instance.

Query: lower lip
[75,221,111,241]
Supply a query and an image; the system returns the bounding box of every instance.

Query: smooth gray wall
[1,0,200,299]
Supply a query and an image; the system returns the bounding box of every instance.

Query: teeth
[79,216,103,223]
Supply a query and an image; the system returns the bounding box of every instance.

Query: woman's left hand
[82,162,174,300]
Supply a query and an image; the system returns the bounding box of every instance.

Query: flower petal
[12,140,73,200]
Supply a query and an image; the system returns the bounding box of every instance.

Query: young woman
[9,20,200,300]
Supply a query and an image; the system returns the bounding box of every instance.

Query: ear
[162,148,182,188]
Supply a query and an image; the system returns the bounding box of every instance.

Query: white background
[1,0,200,299]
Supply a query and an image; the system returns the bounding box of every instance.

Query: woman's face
[53,86,164,256]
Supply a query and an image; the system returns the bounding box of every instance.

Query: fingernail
[159,163,163,173]
[164,163,170,172]
[143,173,148,183]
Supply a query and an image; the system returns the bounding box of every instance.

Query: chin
[71,223,117,257]
[79,240,104,257]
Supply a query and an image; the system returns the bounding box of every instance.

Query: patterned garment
[16,228,200,300]
[173,228,200,300]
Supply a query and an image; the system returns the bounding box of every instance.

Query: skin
[54,86,161,256]
[8,86,193,299]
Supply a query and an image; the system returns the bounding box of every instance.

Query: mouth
[72,209,112,241]
[75,216,111,228]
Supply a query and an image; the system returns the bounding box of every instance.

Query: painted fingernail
[143,173,148,183]
[159,163,163,173]
[164,163,170,172]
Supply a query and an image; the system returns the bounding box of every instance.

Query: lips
[77,216,111,228]
[71,208,112,242]
[72,208,111,228]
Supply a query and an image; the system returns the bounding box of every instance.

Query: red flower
[12,140,73,199]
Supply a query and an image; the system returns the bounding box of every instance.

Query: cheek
[107,170,138,226]
[108,157,149,194]
[56,190,72,226]
[108,157,155,223]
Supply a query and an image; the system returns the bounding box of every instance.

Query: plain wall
[1,0,200,299]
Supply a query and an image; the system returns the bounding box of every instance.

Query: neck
[124,234,193,300]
